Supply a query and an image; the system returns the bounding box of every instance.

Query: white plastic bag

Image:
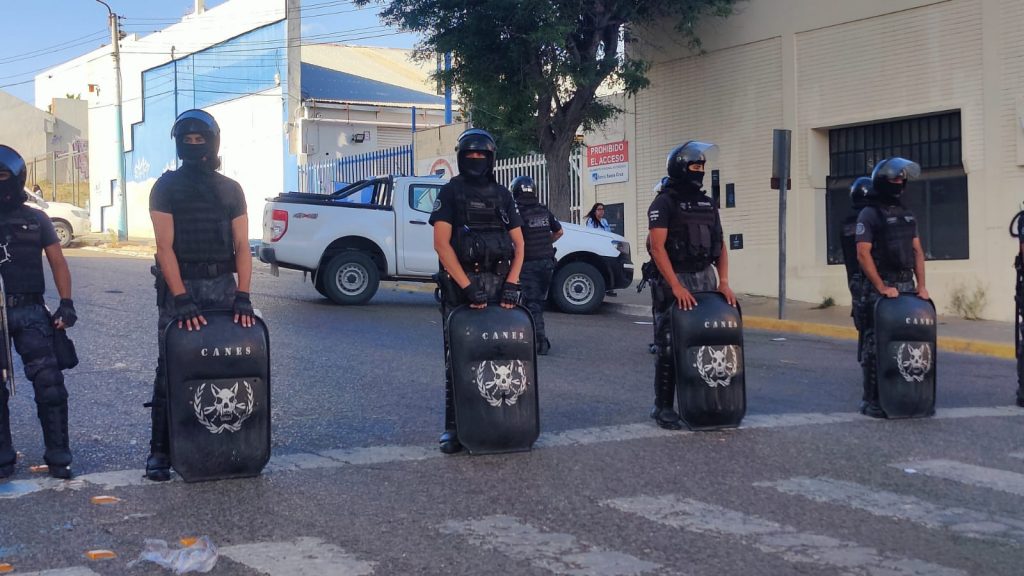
[127,536,218,574]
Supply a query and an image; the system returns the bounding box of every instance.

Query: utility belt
[5,293,44,308]
[670,258,713,274]
[178,260,235,279]
[463,259,511,276]
[880,269,914,284]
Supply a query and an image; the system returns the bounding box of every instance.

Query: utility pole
[96,0,128,241]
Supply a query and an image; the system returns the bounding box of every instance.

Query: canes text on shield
[201,346,253,358]
[904,317,934,326]
[704,320,738,329]
[482,331,526,341]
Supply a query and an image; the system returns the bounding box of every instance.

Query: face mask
[176,138,217,167]
[0,180,24,212]
[684,168,705,192]
[459,157,490,180]
[876,179,904,200]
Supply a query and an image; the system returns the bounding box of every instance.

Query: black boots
[145,400,172,482]
[651,356,682,430]
[439,379,463,454]
[37,403,72,479]
[860,364,887,419]
[537,337,551,356]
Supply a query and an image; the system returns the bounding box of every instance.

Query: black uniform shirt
[855,205,918,245]
[149,168,247,220]
[647,190,723,235]
[428,177,523,232]
[7,207,61,247]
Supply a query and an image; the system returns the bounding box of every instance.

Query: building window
[825,111,969,264]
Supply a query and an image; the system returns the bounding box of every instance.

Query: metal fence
[295,144,582,223]
[297,145,413,194]
[494,150,583,224]
[26,140,89,208]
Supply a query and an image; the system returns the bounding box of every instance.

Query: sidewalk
[602,286,1015,360]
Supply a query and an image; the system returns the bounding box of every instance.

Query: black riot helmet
[665,140,718,192]
[849,177,872,210]
[510,175,537,203]
[171,109,221,168]
[455,128,496,182]
[870,157,920,201]
[0,145,28,211]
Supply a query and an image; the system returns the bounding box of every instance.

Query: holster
[152,263,170,308]
[433,272,461,308]
[637,260,659,293]
[52,329,79,370]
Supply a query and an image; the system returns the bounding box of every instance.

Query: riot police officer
[647,141,736,430]
[146,109,256,481]
[841,177,872,361]
[511,176,562,355]
[855,157,930,418]
[1011,209,1024,406]
[429,128,525,453]
[0,145,77,479]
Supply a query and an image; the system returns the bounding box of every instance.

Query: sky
[0,0,420,105]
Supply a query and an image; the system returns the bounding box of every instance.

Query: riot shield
[446,304,538,454]
[670,292,745,430]
[163,310,271,482]
[874,294,936,418]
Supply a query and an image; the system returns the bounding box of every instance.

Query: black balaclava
[171,110,221,172]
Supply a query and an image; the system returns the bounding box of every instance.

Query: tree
[360,0,737,218]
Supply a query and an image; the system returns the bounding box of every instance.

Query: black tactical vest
[453,181,513,269]
[869,204,917,276]
[518,202,555,261]
[666,192,722,272]
[0,206,46,294]
[156,168,235,264]
[840,211,861,281]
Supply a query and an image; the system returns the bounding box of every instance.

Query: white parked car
[24,189,91,248]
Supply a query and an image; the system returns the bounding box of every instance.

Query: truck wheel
[53,221,73,248]
[322,251,380,305]
[551,261,605,314]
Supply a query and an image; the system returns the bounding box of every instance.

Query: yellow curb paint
[744,315,1014,359]
[90,495,121,505]
[29,465,48,473]
[85,549,117,560]
[0,562,13,573]
[180,537,198,547]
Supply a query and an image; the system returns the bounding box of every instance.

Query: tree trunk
[543,138,575,222]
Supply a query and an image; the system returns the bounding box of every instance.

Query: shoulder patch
[432,198,442,212]
[648,209,660,222]
[855,222,865,235]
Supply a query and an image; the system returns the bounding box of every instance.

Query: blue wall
[126,21,287,183]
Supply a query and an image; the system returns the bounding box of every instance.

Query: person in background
[584,203,610,231]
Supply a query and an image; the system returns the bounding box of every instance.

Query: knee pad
[33,369,67,406]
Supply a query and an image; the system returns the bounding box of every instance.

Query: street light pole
[95,0,128,241]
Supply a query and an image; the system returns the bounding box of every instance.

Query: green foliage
[814,296,836,309]
[359,0,737,212]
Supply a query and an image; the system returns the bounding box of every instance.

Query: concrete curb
[604,302,1015,360]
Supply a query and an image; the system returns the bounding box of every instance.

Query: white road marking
[2,406,1022,500]
[19,565,102,569]
[891,459,1024,497]
[220,537,375,576]
[603,495,966,576]
[440,515,661,576]
[758,476,1024,545]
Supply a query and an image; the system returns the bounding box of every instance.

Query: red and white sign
[586,140,630,185]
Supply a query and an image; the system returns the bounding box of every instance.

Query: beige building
[584,0,1023,321]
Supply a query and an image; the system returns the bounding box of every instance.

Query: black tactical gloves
[173,293,202,324]
[52,298,77,328]
[501,282,522,307]
[233,290,254,318]
[462,281,488,306]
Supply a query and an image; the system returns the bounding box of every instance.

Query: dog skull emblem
[210,383,238,419]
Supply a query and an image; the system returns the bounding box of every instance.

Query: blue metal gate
[298,145,413,194]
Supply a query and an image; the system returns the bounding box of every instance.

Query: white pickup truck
[258,175,633,314]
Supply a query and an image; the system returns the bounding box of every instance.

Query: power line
[0,29,107,65]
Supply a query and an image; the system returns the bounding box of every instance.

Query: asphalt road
[0,251,1021,575]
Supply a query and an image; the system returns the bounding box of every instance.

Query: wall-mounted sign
[586,140,629,185]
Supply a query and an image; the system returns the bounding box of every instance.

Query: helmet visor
[678,141,719,165]
[872,157,920,182]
